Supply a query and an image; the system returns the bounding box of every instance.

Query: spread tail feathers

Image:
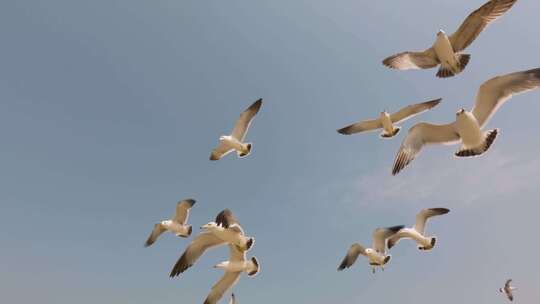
[455,129,498,157]
[436,54,470,78]
[380,127,401,138]
[237,143,252,157]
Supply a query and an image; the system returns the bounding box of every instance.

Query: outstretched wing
[210,143,234,161]
[173,198,196,224]
[169,232,226,277]
[372,226,404,254]
[337,243,366,271]
[337,118,382,135]
[216,209,240,228]
[414,208,450,234]
[449,0,517,52]
[231,99,263,141]
[204,272,242,304]
[472,68,540,128]
[383,49,439,70]
[144,223,166,247]
[390,98,442,124]
[392,122,460,175]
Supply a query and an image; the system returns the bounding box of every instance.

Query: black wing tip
[429,207,450,214]
[248,98,263,112]
[337,126,352,135]
[215,209,234,227]
[387,225,405,233]
[526,68,540,79]
[179,198,196,207]
[425,98,443,107]
[248,256,260,276]
[337,260,348,271]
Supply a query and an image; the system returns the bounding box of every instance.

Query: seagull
[338,225,404,273]
[499,279,516,301]
[392,68,540,175]
[169,209,254,277]
[229,293,236,304]
[210,99,262,161]
[204,245,260,304]
[383,0,517,78]
[388,208,450,251]
[337,98,442,138]
[144,199,196,247]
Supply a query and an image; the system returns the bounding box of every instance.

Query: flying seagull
[383,0,517,78]
[338,225,404,273]
[169,209,254,277]
[392,68,540,175]
[204,245,260,304]
[229,293,236,304]
[499,279,516,301]
[210,99,263,161]
[337,98,442,138]
[388,208,450,251]
[144,199,196,247]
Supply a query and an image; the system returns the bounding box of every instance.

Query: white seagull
[169,209,254,277]
[204,245,260,304]
[337,98,442,138]
[144,199,196,247]
[388,208,450,251]
[338,225,404,273]
[499,279,516,301]
[383,0,517,78]
[210,99,262,161]
[392,68,540,175]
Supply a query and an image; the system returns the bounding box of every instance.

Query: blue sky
[1,0,540,303]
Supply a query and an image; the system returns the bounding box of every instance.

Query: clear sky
[1,1,540,303]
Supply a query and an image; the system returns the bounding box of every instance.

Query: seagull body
[499,279,516,301]
[204,245,260,304]
[337,98,442,138]
[144,199,196,247]
[383,0,517,78]
[393,68,540,175]
[210,99,262,161]
[338,225,404,273]
[169,209,254,277]
[388,208,450,251]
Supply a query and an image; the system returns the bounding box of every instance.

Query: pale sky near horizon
[1,1,540,303]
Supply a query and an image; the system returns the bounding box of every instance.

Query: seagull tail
[237,143,252,158]
[436,54,470,78]
[455,129,498,157]
[380,127,401,138]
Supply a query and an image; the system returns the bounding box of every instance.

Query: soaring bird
[169,209,254,277]
[388,208,450,251]
[499,279,516,301]
[210,99,263,161]
[383,0,517,78]
[144,199,196,247]
[204,245,260,304]
[337,98,441,138]
[392,68,540,175]
[338,225,404,273]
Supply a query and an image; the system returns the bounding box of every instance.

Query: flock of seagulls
[142,0,539,302]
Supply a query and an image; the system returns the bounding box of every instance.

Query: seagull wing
[472,68,540,128]
[216,209,240,229]
[204,272,242,304]
[449,0,517,52]
[337,118,382,135]
[392,122,460,175]
[387,229,419,249]
[390,98,442,124]
[144,223,167,247]
[414,208,450,234]
[210,142,234,161]
[382,48,439,70]
[169,232,226,277]
[231,99,263,141]
[338,243,366,271]
[173,199,196,224]
[372,226,405,254]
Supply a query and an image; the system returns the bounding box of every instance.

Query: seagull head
[456,108,466,116]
